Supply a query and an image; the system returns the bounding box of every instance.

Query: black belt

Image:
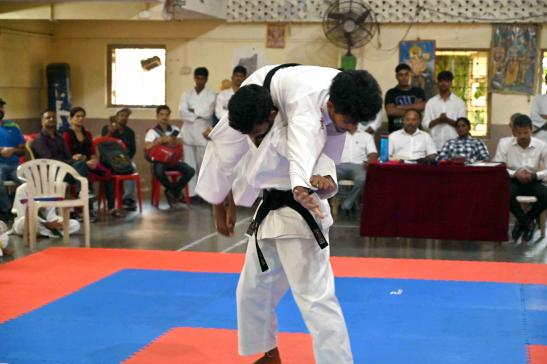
[246,189,328,272]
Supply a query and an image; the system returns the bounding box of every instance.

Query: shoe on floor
[164,190,177,208]
[122,198,137,211]
[511,223,525,241]
[522,222,536,243]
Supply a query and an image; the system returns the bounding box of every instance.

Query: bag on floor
[98,141,135,175]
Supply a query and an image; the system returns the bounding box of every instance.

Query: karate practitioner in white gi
[196,64,382,364]
[179,66,216,196]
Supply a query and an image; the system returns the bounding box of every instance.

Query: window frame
[435,48,492,139]
[540,49,547,94]
[106,44,167,108]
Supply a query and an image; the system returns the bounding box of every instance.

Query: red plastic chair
[150,170,191,208]
[92,136,143,213]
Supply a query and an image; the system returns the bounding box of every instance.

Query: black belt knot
[246,189,328,272]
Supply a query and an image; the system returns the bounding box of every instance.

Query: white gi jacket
[215,88,235,120]
[196,65,347,204]
[233,120,337,238]
[531,94,547,143]
[179,88,216,146]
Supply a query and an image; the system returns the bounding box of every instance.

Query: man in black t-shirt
[101,107,137,210]
[385,63,426,133]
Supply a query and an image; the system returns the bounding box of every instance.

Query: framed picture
[399,40,436,99]
[489,24,540,95]
[266,24,286,49]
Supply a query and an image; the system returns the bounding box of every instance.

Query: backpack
[98,141,135,175]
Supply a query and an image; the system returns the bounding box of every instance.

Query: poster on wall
[266,24,286,49]
[489,24,540,95]
[46,63,72,132]
[399,40,436,100]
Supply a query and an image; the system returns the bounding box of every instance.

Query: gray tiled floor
[3,197,547,265]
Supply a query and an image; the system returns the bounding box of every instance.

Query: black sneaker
[511,223,525,241]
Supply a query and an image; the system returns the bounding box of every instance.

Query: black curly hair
[329,70,382,123]
[228,84,274,134]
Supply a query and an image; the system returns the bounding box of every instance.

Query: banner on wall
[489,24,540,95]
[46,63,72,132]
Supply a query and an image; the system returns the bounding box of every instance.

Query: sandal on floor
[109,209,126,218]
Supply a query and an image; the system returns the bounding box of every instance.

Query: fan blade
[355,9,371,25]
[324,25,340,37]
[327,12,347,22]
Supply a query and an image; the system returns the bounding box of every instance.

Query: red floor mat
[124,328,314,364]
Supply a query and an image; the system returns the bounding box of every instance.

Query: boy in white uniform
[179,67,216,197]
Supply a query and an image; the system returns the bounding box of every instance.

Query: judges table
[360,162,510,241]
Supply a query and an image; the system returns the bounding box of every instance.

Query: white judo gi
[178,87,216,196]
[196,65,354,363]
[232,121,353,364]
[195,65,347,204]
[11,184,80,238]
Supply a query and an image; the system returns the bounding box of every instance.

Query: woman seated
[63,107,124,218]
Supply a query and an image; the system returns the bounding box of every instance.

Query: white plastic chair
[17,159,90,251]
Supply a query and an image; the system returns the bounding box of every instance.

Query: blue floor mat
[0,269,545,364]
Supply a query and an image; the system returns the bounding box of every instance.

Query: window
[435,50,489,137]
[107,45,166,107]
[542,50,547,94]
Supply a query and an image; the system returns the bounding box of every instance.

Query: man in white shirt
[179,67,216,198]
[389,109,437,160]
[214,65,247,122]
[531,74,547,143]
[336,123,378,212]
[494,112,521,157]
[145,105,195,208]
[494,114,547,244]
[196,64,382,364]
[422,70,467,149]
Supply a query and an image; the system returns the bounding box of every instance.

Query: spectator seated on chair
[144,105,195,208]
[11,183,80,238]
[0,97,25,223]
[389,109,437,161]
[64,107,124,218]
[101,107,137,211]
[335,123,378,214]
[437,117,490,164]
[494,114,547,244]
[32,110,96,220]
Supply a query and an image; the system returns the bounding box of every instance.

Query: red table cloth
[360,163,510,241]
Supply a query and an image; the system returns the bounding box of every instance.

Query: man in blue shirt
[0,98,25,222]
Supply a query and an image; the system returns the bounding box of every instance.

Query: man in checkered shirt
[437,117,490,163]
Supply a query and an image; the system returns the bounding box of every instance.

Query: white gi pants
[183,143,206,197]
[236,235,353,364]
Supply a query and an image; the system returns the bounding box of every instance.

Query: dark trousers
[509,179,547,227]
[64,160,89,196]
[153,161,195,198]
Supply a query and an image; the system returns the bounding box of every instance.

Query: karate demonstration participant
[196,64,382,364]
